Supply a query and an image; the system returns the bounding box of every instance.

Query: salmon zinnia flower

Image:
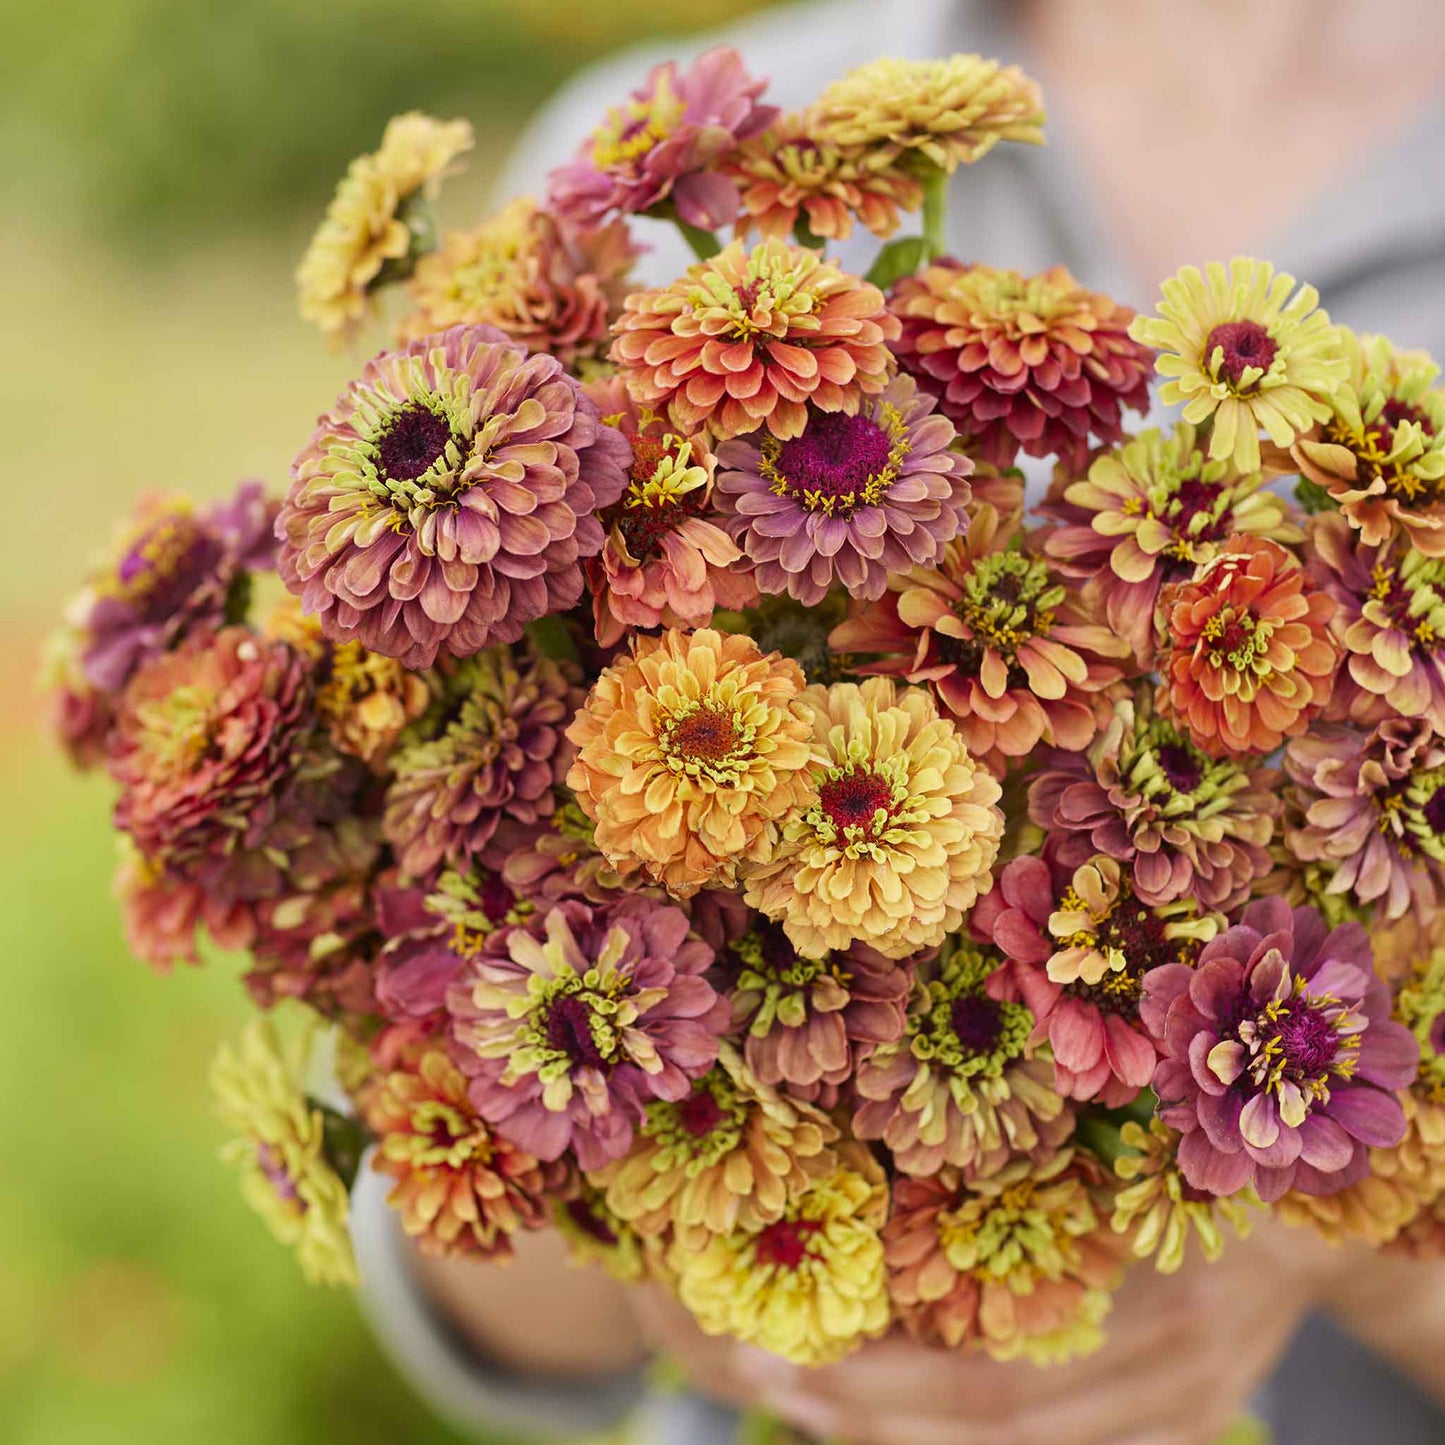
[610,239,898,442]
[1157,536,1337,757]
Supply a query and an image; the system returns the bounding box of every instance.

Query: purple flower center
[1204,321,1278,391]
[113,514,216,613]
[565,1198,618,1245]
[477,872,516,925]
[772,411,893,512]
[950,993,1003,1054]
[1272,1005,1343,1074]
[675,1087,725,1137]
[1423,786,1445,836]
[818,767,894,835]
[255,1142,305,1210]
[754,1218,822,1270]
[378,405,454,481]
[1155,742,1204,794]
[545,995,606,1069]
[1428,1011,1445,1058]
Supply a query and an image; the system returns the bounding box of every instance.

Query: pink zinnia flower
[1141,897,1417,1201]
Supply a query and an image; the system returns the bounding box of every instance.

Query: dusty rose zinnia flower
[116,847,257,971]
[1141,897,1417,1202]
[1028,688,1279,912]
[545,47,776,231]
[972,853,1220,1105]
[383,647,581,882]
[610,239,898,442]
[566,629,817,897]
[853,940,1070,1177]
[1284,719,1445,922]
[398,197,637,363]
[583,380,757,646]
[744,677,1005,959]
[713,374,973,604]
[277,324,630,669]
[447,899,728,1171]
[889,261,1153,472]
[831,505,1130,769]
[1042,424,1302,664]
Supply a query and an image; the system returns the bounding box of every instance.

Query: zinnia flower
[116,845,257,971]
[1042,424,1302,664]
[210,1017,358,1285]
[1141,897,1418,1201]
[889,261,1153,472]
[810,54,1045,173]
[743,676,1004,959]
[723,111,923,241]
[1291,329,1445,554]
[1284,719,1445,921]
[584,381,757,646]
[545,47,776,231]
[555,1183,649,1283]
[399,197,637,363]
[972,853,1220,1105]
[383,647,581,882]
[277,323,631,669]
[669,1149,890,1365]
[1028,688,1278,912]
[713,374,974,604]
[1156,536,1337,757]
[565,628,817,897]
[297,113,473,345]
[722,918,912,1102]
[1129,258,1347,473]
[366,1047,562,1259]
[853,939,1070,1177]
[446,899,729,1171]
[587,1043,839,1248]
[1307,510,1445,732]
[885,1149,1125,1363]
[610,239,898,442]
[831,504,1131,768]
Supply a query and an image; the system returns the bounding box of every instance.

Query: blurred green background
[0,3,768,1440]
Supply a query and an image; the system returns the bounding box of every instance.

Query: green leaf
[864,235,929,290]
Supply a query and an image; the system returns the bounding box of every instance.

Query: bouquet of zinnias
[50,46,1445,1369]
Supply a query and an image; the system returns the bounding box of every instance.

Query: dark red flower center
[754,1218,822,1270]
[1423,786,1445,836]
[1379,398,1435,440]
[773,411,893,508]
[818,767,893,834]
[669,706,741,761]
[378,405,454,481]
[565,1198,618,1246]
[675,1087,725,1137]
[1272,1005,1344,1075]
[545,995,606,1068]
[1428,1011,1445,1058]
[1204,321,1278,390]
[1156,742,1204,795]
[950,993,1003,1054]
[477,872,516,925]
[1169,477,1225,534]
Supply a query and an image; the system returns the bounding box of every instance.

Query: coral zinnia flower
[383,647,581,882]
[366,1048,562,1259]
[723,111,923,241]
[1157,536,1337,757]
[447,899,728,1171]
[583,380,757,646]
[831,505,1130,769]
[1284,719,1445,921]
[1042,424,1302,664]
[853,939,1069,1177]
[587,1043,839,1248]
[810,54,1045,173]
[610,239,898,442]
[1129,258,1347,473]
[277,324,631,669]
[889,261,1153,472]
[972,853,1219,1105]
[1291,330,1445,554]
[1141,897,1418,1202]
[297,113,473,345]
[546,47,776,232]
[1307,511,1445,732]
[713,374,974,604]
[399,197,637,363]
[669,1148,890,1365]
[743,676,1004,959]
[211,1017,358,1285]
[1029,687,1279,912]
[566,628,817,897]
[885,1149,1126,1363]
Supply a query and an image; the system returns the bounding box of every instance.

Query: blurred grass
[0,1,772,1439]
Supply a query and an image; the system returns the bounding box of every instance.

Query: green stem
[920,165,949,262]
[673,216,722,261]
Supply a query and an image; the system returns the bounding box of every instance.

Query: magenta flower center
[771,411,894,513]
[1204,321,1278,391]
[1155,741,1204,794]
[818,767,894,835]
[110,513,216,612]
[1272,1006,1343,1075]
[950,993,1003,1054]
[675,1087,725,1137]
[545,995,607,1069]
[753,1217,822,1270]
[378,405,454,481]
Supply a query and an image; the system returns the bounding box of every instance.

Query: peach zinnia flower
[566,629,817,897]
[610,239,898,441]
[1157,536,1337,757]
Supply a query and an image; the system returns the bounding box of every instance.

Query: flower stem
[673,216,723,261]
[920,166,950,262]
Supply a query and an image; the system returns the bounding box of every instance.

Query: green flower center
[954,550,1062,661]
[1125,714,1245,811]
[910,944,1032,1080]
[643,1071,749,1171]
[729,925,849,1035]
[134,682,219,776]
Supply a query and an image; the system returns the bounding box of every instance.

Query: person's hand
[626,1219,1338,1445]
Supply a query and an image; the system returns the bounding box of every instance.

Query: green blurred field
[0,3,769,1439]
